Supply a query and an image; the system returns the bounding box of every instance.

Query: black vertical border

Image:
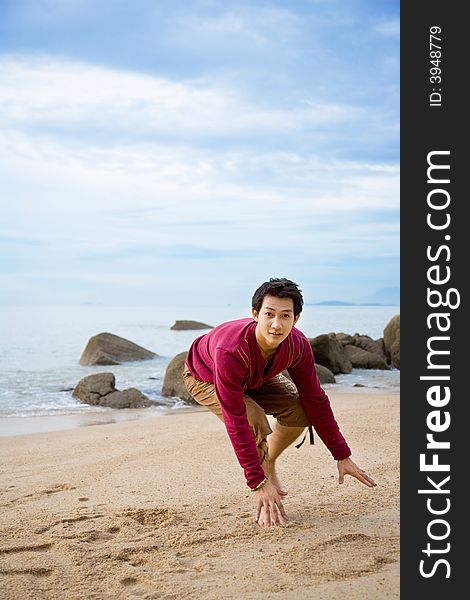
[401,2,465,596]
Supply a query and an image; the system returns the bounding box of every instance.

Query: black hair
[251,278,304,317]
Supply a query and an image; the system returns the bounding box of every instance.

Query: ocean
[0,304,400,436]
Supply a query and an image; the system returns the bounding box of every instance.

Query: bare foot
[269,464,288,496]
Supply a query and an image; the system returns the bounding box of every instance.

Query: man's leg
[183,366,273,480]
[248,373,311,494]
[266,423,306,494]
[183,367,308,492]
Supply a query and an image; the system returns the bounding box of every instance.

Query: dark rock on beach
[161,351,197,404]
[103,388,154,409]
[308,334,352,374]
[384,314,400,369]
[338,333,386,357]
[282,364,336,385]
[333,332,391,370]
[343,344,390,370]
[314,364,337,384]
[74,372,115,401]
[73,372,154,408]
[170,320,214,330]
[79,332,157,366]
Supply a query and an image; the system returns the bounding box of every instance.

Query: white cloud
[0,128,398,223]
[0,52,398,304]
[0,56,396,222]
[0,55,359,139]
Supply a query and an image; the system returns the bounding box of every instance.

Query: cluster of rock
[72,314,400,409]
[308,318,400,376]
[72,372,154,409]
[161,314,400,403]
[73,324,211,407]
[74,332,158,408]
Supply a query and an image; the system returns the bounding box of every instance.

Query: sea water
[0,304,400,436]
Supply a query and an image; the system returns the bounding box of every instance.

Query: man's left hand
[337,457,377,487]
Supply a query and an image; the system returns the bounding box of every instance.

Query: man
[183,278,376,528]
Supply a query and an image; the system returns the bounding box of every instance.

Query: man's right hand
[254,481,288,527]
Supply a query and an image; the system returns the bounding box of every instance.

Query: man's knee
[245,398,272,445]
[276,401,310,428]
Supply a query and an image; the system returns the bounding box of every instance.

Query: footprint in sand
[120,507,177,527]
[0,542,56,579]
[278,532,399,581]
[33,507,175,548]
[33,511,105,535]
[0,566,53,577]
[0,542,53,555]
[3,483,76,508]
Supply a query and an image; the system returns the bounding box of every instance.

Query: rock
[79,332,157,366]
[357,335,385,357]
[170,320,213,330]
[314,364,336,384]
[283,363,336,385]
[161,351,196,404]
[336,333,356,346]
[337,332,386,357]
[73,373,116,403]
[384,315,400,369]
[72,373,154,408]
[103,388,154,409]
[352,335,385,356]
[309,334,352,374]
[343,345,390,370]
[336,332,388,369]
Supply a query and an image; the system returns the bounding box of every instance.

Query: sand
[0,389,399,599]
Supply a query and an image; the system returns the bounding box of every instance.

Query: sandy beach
[0,388,399,599]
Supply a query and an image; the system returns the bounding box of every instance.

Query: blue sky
[0,0,399,306]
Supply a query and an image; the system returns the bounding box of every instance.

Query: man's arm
[287,336,351,460]
[213,348,266,490]
[289,335,377,488]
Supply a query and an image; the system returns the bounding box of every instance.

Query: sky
[0,0,399,306]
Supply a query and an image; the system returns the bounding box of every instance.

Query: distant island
[307,286,400,307]
[307,301,399,306]
[309,301,356,306]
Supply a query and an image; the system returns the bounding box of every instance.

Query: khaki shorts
[183,365,310,464]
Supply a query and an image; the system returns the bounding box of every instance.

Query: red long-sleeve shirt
[186,318,351,488]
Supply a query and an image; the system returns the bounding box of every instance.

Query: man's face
[252,295,299,351]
